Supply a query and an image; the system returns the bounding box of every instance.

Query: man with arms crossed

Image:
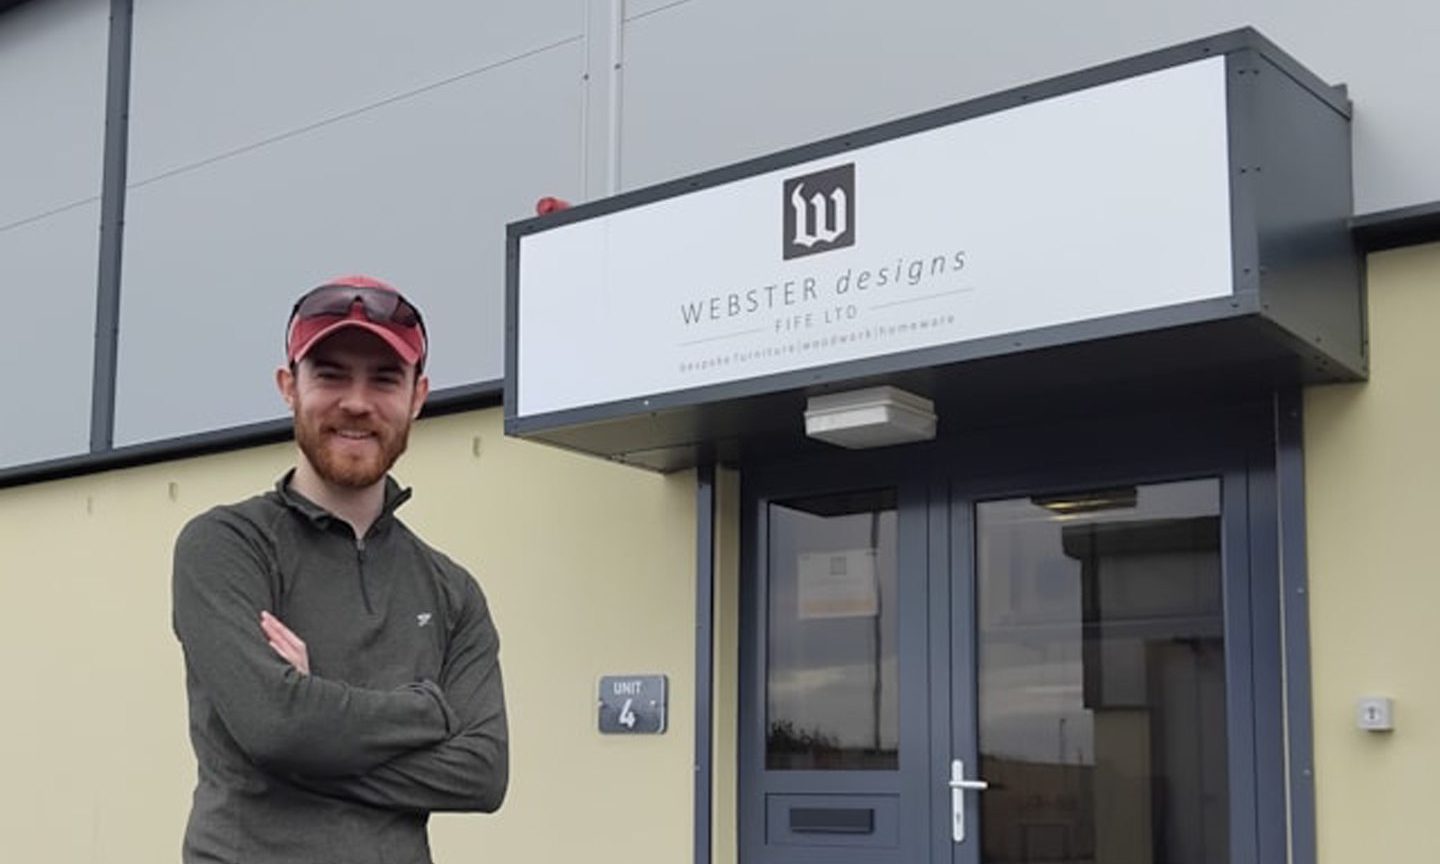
[172,276,508,863]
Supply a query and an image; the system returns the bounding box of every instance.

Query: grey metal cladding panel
[619,0,1439,213]
[128,0,584,182]
[1241,52,1365,378]
[0,203,99,468]
[0,0,108,227]
[114,41,584,447]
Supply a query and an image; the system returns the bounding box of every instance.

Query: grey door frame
[738,393,1299,864]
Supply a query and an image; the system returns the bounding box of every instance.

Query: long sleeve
[292,574,509,813]
[173,512,454,777]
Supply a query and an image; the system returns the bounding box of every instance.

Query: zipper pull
[355,536,373,613]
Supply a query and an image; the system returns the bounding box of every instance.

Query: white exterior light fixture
[804,386,937,449]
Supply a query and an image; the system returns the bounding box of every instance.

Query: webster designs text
[678,249,967,328]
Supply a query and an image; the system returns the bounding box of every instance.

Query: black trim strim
[0,381,503,490]
[1351,200,1440,252]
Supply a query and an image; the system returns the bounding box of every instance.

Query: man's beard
[294,404,411,489]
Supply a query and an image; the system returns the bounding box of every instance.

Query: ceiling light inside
[1031,486,1138,514]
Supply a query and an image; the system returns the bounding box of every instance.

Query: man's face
[277,328,430,489]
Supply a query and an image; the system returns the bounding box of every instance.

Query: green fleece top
[172,472,508,864]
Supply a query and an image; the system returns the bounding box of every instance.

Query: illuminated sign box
[506,29,1362,469]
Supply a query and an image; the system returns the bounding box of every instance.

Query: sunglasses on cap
[289,283,426,330]
[286,281,429,368]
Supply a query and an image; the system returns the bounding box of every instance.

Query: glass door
[741,473,933,864]
[951,478,1231,864]
[742,404,1288,864]
[766,488,901,774]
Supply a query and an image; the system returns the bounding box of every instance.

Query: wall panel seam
[0,195,102,235]
[624,0,696,24]
[127,33,585,190]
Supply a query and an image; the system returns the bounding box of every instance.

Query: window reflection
[767,489,899,770]
[977,479,1227,864]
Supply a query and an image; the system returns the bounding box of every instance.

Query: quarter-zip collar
[273,468,414,537]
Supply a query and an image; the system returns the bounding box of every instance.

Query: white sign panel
[517,56,1233,419]
[797,549,879,619]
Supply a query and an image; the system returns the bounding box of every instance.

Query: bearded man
[171,276,508,864]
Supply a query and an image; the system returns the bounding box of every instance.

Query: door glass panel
[975,479,1226,864]
[767,489,899,770]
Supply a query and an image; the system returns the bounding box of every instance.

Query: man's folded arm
[173,514,455,777]
[292,576,509,813]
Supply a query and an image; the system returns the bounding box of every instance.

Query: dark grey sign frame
[504,28,1361,471]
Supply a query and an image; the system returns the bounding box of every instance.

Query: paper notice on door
[798,549,879,619]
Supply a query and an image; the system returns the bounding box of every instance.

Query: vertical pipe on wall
[1276,388,1318,864]
[578,0,592,196]
[90,0,133,451]
[605,0,624,194]
[694,463,716,864]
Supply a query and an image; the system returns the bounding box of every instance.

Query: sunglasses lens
[295,288,356,318]
[297,285,417,327]
[389,298,420,327]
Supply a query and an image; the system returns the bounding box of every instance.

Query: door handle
[950,759,989,843]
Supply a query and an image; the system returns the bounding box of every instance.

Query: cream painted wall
[11,245,1437,863]
[0,406,697,863]
[1305,242,1440,863]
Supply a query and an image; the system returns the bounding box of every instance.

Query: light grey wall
[0,0,108,468]
[619,0,1440,214]
[115,0,586,446]
[0,203,102,467]
[8,0,1440,460]
[0,0,107,226]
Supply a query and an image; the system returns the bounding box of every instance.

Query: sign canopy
[506,29,1361,470]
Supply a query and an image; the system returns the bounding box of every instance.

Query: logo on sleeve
[417,613,433,628]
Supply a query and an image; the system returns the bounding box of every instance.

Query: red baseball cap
[286,275,428,369]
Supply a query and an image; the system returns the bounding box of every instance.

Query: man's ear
[410,374,430,420]
[276,365,298,410]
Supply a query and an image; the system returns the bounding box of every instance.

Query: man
[172,276,508,864]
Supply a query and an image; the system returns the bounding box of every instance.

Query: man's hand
[261,610,310,676]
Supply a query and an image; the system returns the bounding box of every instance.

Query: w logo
[783,164,855,260]
[791,184,848,246]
